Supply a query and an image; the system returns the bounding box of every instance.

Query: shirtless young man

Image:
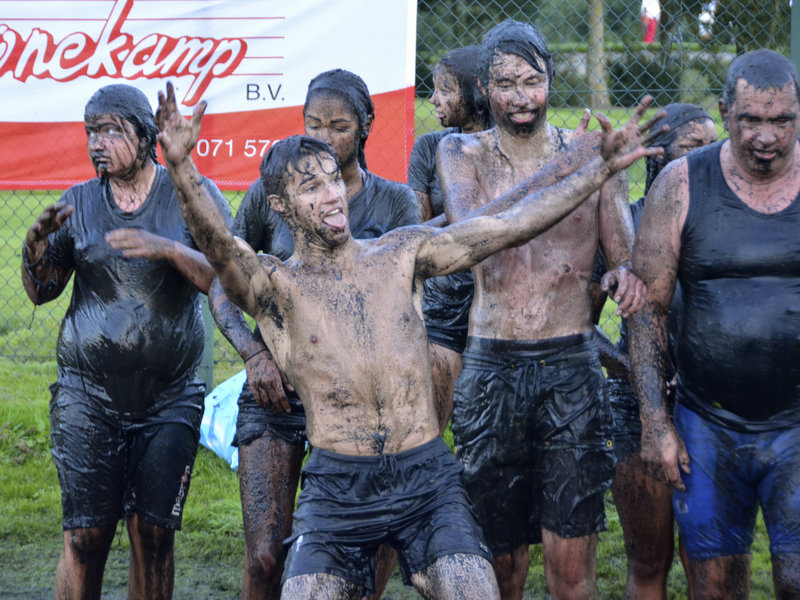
[207,69,417,600]
[153,81,659,599]
[631,49,800,599]
[438,20,647,600]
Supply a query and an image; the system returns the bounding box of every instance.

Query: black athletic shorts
[233,377,306,446]
[452,332,615,556]
[422,271,474,354]
[49,381,203,530]
[282,437,491,594]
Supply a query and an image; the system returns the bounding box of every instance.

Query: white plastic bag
[199,370,245,470]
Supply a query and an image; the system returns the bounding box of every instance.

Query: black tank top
[676,141,800,431]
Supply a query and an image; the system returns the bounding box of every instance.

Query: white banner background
[0,0,417,188]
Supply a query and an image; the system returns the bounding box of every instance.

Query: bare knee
[128,515,174,560]
[246,540,283,583]
[542,531,598,600]
[493,546,529,599]
[690,555,750,600]
[64,526,115,562]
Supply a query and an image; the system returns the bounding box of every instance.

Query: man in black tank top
[631,49,800,598]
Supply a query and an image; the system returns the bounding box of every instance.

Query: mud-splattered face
[668,118,718,161]
[723,80,800,178]
[431,64,469,128]
[304,93,362,172]
[486,51,549,136]
[85,114,145,179]
[282,153,349,247]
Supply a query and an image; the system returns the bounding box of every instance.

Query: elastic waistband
[463,331,594,357]
[308,436,447,467]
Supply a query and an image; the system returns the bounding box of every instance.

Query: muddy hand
[106,228,174,260]
[601,266,647,317]
[641,424,690,491]
[26,202,74,246]
[596,95,666,173]
[246,350,291,414]
[156,81,207,167]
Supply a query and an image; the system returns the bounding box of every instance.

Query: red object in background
[642,15,658,43]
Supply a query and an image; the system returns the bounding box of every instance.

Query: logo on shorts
[171,465,192,517]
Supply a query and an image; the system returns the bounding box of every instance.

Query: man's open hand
[596,96,666,174]
[155,82,206,168]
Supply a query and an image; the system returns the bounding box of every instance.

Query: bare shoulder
[648,156,690,215]
[439,129,493,163]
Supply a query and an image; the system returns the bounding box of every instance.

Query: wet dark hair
[303,69,374,170]
[478,19,554,93]
[84,84,158,163]
[260,135,338,199]
[644,103,713,195]
[722,49,800,109]
[437,45,493,129]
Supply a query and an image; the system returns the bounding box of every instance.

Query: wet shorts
[422,271,474,354]
[452,333,615,556]
[49,381,203,530]
[673,403,800,559]
[234,377,306,446]
[282,437,491,594]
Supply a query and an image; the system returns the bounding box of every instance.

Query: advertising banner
[0,0,418,189]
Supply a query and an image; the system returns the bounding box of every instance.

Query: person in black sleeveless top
[597,104,716,599]
[631,50,800,598]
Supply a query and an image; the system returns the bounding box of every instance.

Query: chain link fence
[1,1,790,366]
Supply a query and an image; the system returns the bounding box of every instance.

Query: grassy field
[0,104,775,598]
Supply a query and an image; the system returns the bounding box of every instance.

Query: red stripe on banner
[0,86,416,191]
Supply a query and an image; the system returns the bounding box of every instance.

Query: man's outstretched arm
[629,157,691,491]
[417,98,664,278]
[155,82,264,317]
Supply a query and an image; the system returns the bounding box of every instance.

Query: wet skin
[630,78,800,599]
[304,91,371,198]
[431,65,471,129]
[210,84,391,599]
[609,114,717,600]
[438,50,650,600]
[155,80,660,596]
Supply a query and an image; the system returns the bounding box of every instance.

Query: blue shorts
[282,437,491,594]
[673,403,800,559]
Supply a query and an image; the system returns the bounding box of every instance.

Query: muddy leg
[611,450,675,599]
[55,525,116,600]
[239,433,305,600]
[127,513,175,600]
[689,555,750,600]
[411,553,500,600]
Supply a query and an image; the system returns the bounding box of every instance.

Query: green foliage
[610,50,683,107]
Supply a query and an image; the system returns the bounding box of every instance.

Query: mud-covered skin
[155,79,659,597]
[440,58,641,343]
[238,434,304,598]
[631,60,800,598]
[438,46,648,600]
[21,84,230,600]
